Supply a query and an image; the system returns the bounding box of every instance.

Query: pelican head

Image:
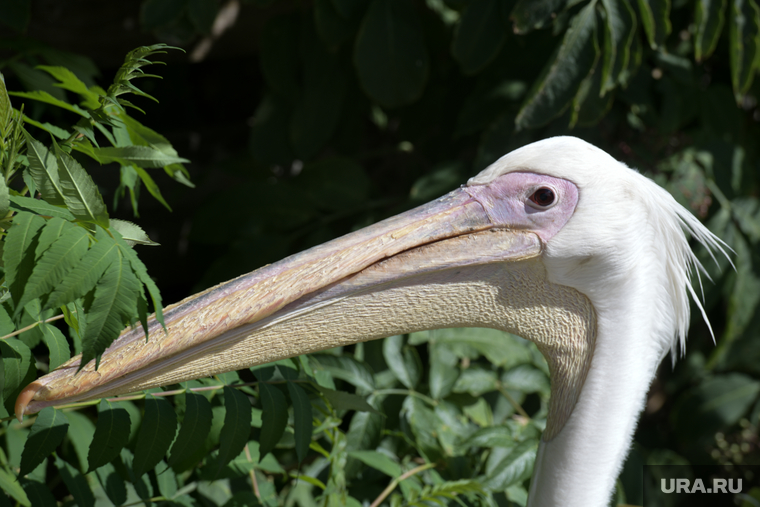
[16,136,726,506]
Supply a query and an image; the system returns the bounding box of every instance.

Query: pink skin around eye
[463,172,579,244]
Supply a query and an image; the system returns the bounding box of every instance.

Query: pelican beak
[16,176,595,439]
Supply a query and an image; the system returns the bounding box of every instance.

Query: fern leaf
[33,217,69,259]
[23,132,65,206]
[4,212,45,310]
[9,195,75,220]
[53,141,109,227]
[45,226,118,311]
[16,221,89,314]
[115,232,164,330]
[81,247,140,367]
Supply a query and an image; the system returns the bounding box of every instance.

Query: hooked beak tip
[15,382,43,421]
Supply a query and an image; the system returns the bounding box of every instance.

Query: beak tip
[15,381,44,419]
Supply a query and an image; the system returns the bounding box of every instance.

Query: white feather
[469,136,730,506]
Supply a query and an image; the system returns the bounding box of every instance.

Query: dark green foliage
[87,400,131,472]
[19,407,68,477]
[215,386,253,476]
[0,1,760,505]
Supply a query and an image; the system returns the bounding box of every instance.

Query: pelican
[16,136,726,506]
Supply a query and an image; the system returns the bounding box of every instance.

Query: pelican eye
[528,187,556,208]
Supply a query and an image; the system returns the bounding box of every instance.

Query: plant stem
[369,462,436,507]
[0,314,65,340]
[373,388,437,406]
[497,386,531,420]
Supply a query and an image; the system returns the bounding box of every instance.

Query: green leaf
[134,165,172,211]
[724,231,760,342]
[354,0,429,107]
[0,73,11,138]
[311,354,376,393]
[216,386,252,474]
[16,221,89,312]
[55,456,95,507]
[120,447,152,500]
[314,384,381,414]
[0,467,30,506]
[674,374,760,441]
[695,0,727,61]
[168,391,213,471]
[87,400,131,472]
[40,324,70,370]
[36,65,100,108]
[347,450,402,477]
[0,306,13,337]
[81,247,140,367]
[383,335,422,389]
[345,400,384,477]
[94,462,126,505]
[482,439,538,492]
[458,426,517,451]
[453,367,499,396]
[132,395,177,477]
[501,364,550,394]
[19,407,69,477]
[54,142,109,227]
[34,215,69,259]
[452,0,507,74]
[636,0,671,49]
[287,381,313,462]
[110,219,158,246]
[257,381,288,459]
[9,195,75,220]
[1,338,34,416]
[45,226,119,311]
[429,339,459,400]
[21,115,70,140]
[510,0,565,33]
[4,212,45,309]
[402,396,443,460]
[8,90,88,117]
[729,0,760,99]
[115,232,164,330]
[600,0,636,91]
[0,178,7,219]
[571,60,614,127]
[20,479,55,507]
[516,0,599,129]
[88,145,189,168]
[431,328,533,369]
[62,410,95,472]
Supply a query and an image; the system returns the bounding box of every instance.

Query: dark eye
[529,187,556,208]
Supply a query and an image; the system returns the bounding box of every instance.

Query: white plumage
[472,137,728,505]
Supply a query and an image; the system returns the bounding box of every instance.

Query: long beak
[16,178,595,439]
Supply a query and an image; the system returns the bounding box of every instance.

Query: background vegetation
[0,0,759,506]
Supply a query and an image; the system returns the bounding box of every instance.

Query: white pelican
[16,136,726,506]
